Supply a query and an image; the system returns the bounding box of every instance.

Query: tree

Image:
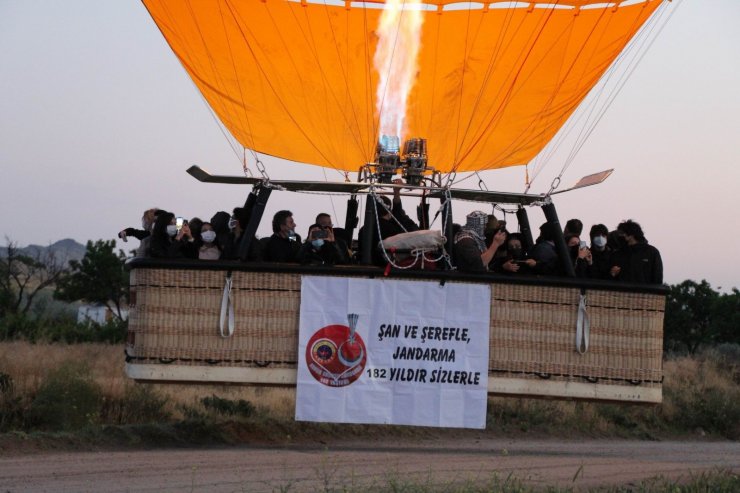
[54,240,129,321]
[713,288,740,346]
[664,280,720,354]
[0,239,69,318]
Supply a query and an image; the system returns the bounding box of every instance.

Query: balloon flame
[374,0,424,142]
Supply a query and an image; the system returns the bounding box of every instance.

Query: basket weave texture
[128,268,664,387]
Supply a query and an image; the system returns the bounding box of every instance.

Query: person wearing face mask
[198,222,221,260]
[587,224,612,280]
[495,233,537,275]
[148,212,197,259]
[609,220,663,284]
[297,224,348,265]
[264,210,301,263]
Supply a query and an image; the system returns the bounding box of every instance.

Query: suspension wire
[450,5,475,170]
[560,1,679,174]
[313,0,371,162]
[492,5,609,181]
[450,4,559,174]
[529,0,679,194]
[225,2,335,168]
[556,3,669,178]
[452,2,518,174]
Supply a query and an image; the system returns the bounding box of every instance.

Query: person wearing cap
[453,211,507,272]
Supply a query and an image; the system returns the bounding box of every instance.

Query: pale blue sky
[1,0,738,290]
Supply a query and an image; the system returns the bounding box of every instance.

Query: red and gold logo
[306,314,366,387]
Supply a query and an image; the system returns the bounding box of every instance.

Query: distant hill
[1,239,87,264]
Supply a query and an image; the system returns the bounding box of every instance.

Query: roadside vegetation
[1,341,738,447]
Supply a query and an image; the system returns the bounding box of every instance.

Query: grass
[1,341,739,444]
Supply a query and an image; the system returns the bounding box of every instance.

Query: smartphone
[176,217,184,231]
[579,240,587,249]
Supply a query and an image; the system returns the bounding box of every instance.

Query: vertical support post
[541,201,575,278]
[238,184,272,261]
[344,195,359,244]
[417,194,430,229]
[516,206,534,253]
[442,196,454,270]
[361,194,377,265]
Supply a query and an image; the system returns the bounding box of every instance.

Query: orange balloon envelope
[143,0,664,174]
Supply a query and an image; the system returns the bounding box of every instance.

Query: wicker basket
[127,266,664,402]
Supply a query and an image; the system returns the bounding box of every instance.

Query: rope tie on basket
[219,271,235,338]
[576,290,590,354]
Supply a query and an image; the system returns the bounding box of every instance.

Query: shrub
[27,361,102,431]
[662,354,740,439]
[201,394,256,418]
[101,384,171,425]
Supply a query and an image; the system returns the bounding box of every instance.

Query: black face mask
[569,245,579,259]
[509,247,523,259]
[617,235,628,249]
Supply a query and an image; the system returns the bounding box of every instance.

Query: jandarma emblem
[306,313,366,387]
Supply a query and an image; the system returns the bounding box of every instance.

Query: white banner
[296,276,491,429]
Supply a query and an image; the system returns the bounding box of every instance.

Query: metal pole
[442,197,454,270]
[361,194,376,265]
[541,201,575,278]
[238,185,272,261]
[344,195,359,244]
[516,206,534,253]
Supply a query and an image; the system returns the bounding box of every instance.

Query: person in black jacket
[264,210,301,263]
[587,223,612,280]
[453,211,506,272]
[297,224,349,265]
[148,212,197,259]
[357,180,419,265]
[609,220,663,284]
[118,207,160,257]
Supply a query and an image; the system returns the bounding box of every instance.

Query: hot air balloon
[126,0,670,418]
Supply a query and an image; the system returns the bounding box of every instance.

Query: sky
[1,0,739,291]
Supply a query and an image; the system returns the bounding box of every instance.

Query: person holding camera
[148,211,197,259]
[453,211,507,272]
[494,233,537,275]
[297,224,349,266]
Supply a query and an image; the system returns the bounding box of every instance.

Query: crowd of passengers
[119,185,663,285]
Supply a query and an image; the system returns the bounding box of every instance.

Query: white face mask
[311,239,324,249]
[201,230,216,243]
[166,225,178,237]
[592,235,607,248]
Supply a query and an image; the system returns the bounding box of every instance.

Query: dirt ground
[1,438,738,492]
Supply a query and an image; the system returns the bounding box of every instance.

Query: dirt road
[1,439,738,492]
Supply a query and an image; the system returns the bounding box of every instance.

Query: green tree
[664,280,720,354]
[0,239,69,318]
[54,240,129,321]
[713,288,740,346]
